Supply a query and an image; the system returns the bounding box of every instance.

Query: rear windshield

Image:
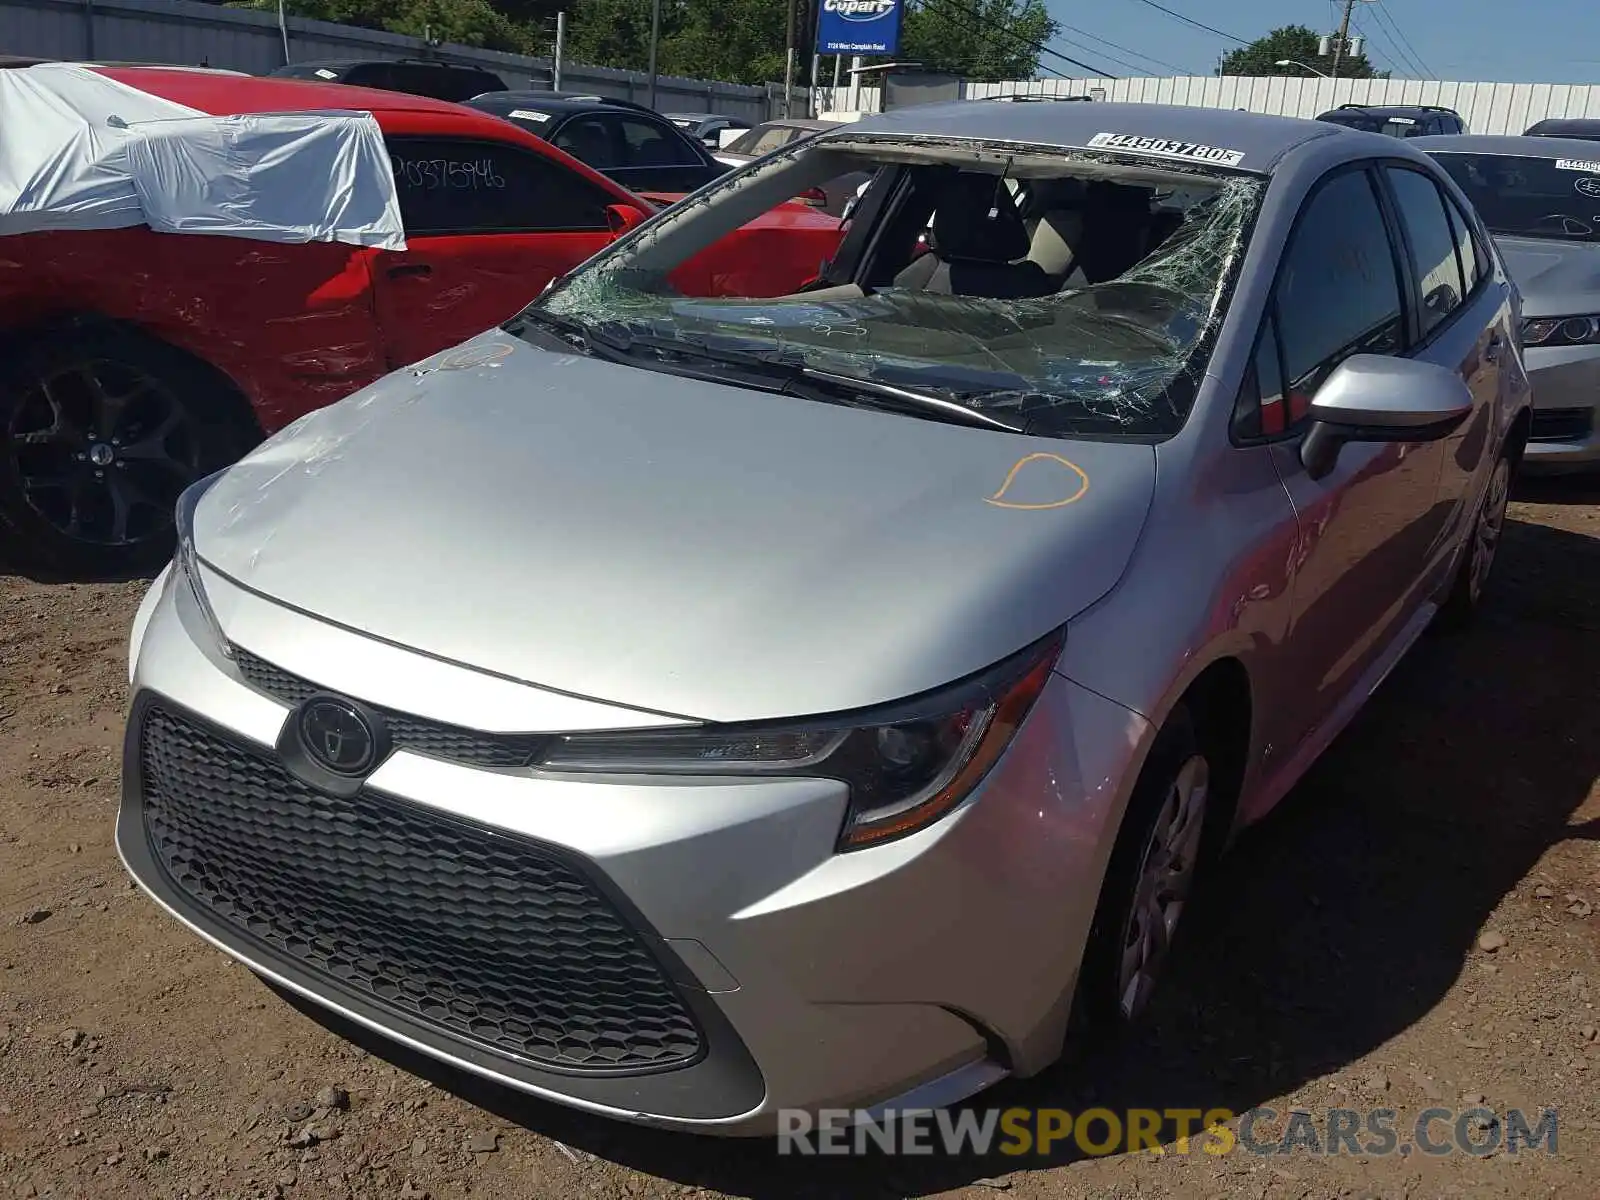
[1319,111,1423,138]
[1429,152,1600,243]
[344,62,505,102]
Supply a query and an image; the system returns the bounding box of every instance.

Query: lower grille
[1530,407,1594,443]
[138,704,703,1074]
[230,648,548,769]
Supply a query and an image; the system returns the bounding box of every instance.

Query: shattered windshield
[515,136,1265,438]
[1428,152,1600,243]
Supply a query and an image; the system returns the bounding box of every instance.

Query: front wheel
[0,325,257,579]
[1438,449,1513,630]
[1076,705,1212,1029]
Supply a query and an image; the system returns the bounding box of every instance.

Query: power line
[1047,33,1158,77]
[1352,20,1406,78]
[1373,1,1434,78]
[1050,18,1200,75]
[1119,0,1248,46]
[913,0,1082,81]
[930,0,1121,77]
[1361,8,1423,78]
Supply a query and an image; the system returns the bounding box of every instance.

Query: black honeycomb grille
[230,648,548,768]
[138,705,704,1074]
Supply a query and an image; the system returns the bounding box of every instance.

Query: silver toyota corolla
[1416,134,1600,472]
[119,102,1531,1135]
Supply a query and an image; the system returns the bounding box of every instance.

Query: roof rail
[1337,101,1458,115]
[987,92,1093,102]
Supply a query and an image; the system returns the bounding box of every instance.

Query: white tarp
[0,63,406,249]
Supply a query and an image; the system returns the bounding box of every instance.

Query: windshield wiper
[797,367,1023,432]
[503,307,594,349]
[566,326,1024,433]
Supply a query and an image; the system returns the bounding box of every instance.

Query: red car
[0,67,842,575]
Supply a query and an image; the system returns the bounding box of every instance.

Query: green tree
[564,0,1059,88]
[899,0,1059,82]
[566,0,788,86]
[1219,23,1387,79]
[231,0,542,53]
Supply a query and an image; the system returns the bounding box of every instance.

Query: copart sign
[816,0,902,55]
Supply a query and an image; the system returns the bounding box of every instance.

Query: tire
[0,323,259,580]
[1436,445,1515,631]
[1075,704,1214,1032]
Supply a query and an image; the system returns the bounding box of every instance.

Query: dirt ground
[1,479,1596,1200]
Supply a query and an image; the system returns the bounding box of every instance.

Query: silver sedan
[119,102,1531,1135]
[1418,134,1600,472]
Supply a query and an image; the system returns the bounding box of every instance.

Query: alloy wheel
[1117,753,1209,1021]
[6,358,200,547]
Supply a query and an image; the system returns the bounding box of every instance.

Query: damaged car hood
[194,332,1157,724]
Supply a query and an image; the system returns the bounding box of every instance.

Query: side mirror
[1299,354,1473,480]
[605,204,648,238]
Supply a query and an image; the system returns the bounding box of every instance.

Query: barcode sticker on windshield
[1087,132,1246,167]
[1555,158,1600,172]
[509,109,552,122]
[314,68,338,79]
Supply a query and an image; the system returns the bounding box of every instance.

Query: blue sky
[1039,0,1600,84]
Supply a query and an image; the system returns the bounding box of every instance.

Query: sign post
[816,0,903,58]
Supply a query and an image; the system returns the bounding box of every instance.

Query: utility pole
[553,11,566,92]
[1329,0,1355,80]
[646,0,661,109]
[783,0,798,117]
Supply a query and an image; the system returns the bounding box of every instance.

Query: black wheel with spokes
[0,324,258,578]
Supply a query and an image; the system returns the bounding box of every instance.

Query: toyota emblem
[297,697,378,776]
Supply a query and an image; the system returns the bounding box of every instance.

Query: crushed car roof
[835,101,1351,173]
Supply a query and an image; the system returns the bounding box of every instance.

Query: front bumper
[117,563,1147,1133]
[1522,342,1600,471]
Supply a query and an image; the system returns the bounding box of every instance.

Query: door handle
[386,263,433,280]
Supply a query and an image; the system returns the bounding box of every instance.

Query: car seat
[890,173,1054,299]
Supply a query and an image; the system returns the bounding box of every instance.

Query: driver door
[1250,164,1451,752]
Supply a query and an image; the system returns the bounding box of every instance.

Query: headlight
[1522,315,1600,348]
[173,470,232,660]
[540,630,1064,851]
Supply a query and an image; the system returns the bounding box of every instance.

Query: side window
[1273,168,1405,405]
[1384,166,1466,338]
[615,116,701,167]
[1232,313,1291,440]
[552,116,621,170]
[1442,192,1487,288]
[385,136,612,236]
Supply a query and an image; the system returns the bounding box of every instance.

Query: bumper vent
[1529,407,1594,444]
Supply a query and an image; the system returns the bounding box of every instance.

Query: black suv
[1524,118,1600,142]
[1314,103,1466,138]
[270,58,508,103]
[463,92,728,194]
